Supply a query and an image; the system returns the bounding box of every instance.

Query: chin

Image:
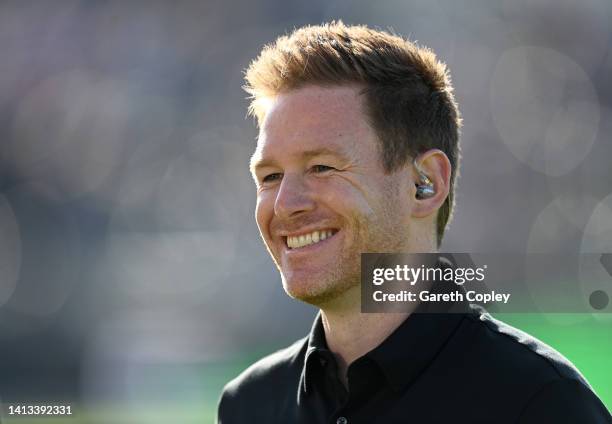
[281,274,324,301]
[281,271,358,307]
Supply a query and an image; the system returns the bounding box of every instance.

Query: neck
[319,286,410,387]
[317,242,437,386]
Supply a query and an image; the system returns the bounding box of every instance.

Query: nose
[274,173,315,219]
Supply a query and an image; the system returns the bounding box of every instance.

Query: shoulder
[222,335,307,397]
[466,310,588,382]
[457,309,610,422]
[517,378,612,423]
[217,336,308,423]
[463,310,589,384]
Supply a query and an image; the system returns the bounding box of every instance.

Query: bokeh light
[490,46,600,177]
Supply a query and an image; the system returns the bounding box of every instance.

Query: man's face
[251,85,415,306]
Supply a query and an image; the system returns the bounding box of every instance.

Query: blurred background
[0,0,611,422]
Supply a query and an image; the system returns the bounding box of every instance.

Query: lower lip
[283,231,339,256]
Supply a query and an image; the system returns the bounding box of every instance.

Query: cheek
[316,176,377,217]
[255,191,274,234]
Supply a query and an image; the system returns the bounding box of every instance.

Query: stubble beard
[281,196,408,308]
[283,236,361,308]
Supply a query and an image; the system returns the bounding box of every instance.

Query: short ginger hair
[244,21,461,247]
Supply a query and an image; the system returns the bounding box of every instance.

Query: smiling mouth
[285,229,338,249]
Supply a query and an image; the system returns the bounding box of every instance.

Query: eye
[262,173,282,183]
[311,164,335,173]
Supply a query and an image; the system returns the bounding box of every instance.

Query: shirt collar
[300,311,328,395]
[300,256,471,395]
[366,308,466,392]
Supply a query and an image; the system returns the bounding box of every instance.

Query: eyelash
[262,173,282,183]
[311,164,335,173]
[261,165,335,184]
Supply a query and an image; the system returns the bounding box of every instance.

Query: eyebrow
[250,147,348,175]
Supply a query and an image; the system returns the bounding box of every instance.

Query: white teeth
[287,230,335,249]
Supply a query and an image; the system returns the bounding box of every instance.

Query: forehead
[255,85,376,160]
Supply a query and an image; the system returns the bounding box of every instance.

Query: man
[218,22,611,423]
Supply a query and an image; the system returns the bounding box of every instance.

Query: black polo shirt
[218,308,611,423]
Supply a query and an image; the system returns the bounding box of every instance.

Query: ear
[411,149,452,219]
